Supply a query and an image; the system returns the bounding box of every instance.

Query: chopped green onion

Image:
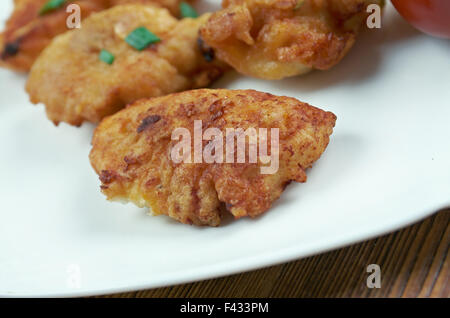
[99,49,115,65]
[125,27,160,51]
[180,2,198,18]
[294,0,304,10]
[39,0,66,16]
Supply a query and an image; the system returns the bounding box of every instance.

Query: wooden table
[101,209,449,298]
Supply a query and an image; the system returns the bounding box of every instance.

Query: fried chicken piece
[0,0,192,72]
[200,0,384,80]
[25,5,225,126]
[89,89,336,226]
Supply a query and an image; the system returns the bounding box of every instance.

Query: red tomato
[391,0,450,39]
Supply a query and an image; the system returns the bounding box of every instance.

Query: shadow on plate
[214,10,422,94]
[274,12,422,93]
[246,132,366,224]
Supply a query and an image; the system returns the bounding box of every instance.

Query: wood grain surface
[100,209,449,298]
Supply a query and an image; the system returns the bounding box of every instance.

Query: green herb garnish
[39,0,66,16]
[125,27,160,51]
[180,2,198,18]
[294,0,304,10]
[99,49,115,65]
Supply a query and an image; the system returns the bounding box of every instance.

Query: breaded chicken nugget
[26,5,225,126]
[200,0,384,80]
[89,89,336,226]
[0,0,192,71]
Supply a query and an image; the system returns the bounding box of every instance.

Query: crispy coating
[89,89,336,226]
[0,0,191,72]
[200,0,384,79]
[25,5,225,126]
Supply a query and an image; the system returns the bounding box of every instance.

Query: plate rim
[2,202,447,298]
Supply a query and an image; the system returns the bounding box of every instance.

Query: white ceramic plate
[0,1,449,297]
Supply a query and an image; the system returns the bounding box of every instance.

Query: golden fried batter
[0,0,192,71]
[200,0,384,79]
[89,89,336,226]
[26,5,225,126]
